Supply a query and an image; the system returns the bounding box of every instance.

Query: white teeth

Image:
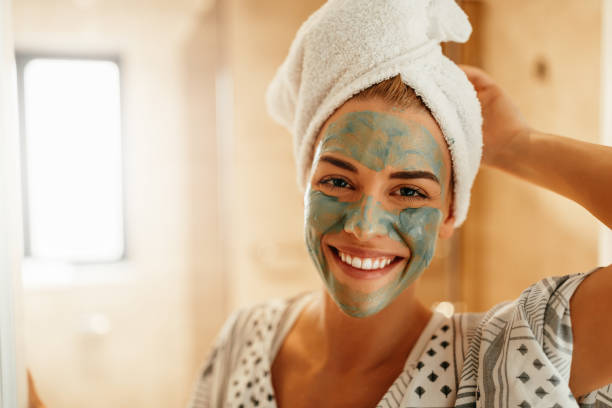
[337,250,395,271]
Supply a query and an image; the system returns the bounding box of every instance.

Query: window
[17,56,125,263]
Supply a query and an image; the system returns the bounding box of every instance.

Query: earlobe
[438,214,455,240]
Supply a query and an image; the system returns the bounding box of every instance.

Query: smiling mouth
[328,245,405,274]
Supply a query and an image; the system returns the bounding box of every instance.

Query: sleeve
[508,268,612,406]
[517,271,591,381]
[185,309,245,408]
[455,268,609,408]
[186,347,219,408]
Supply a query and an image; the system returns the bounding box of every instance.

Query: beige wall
[222,0,327,309]
[14,1,224,407]
[461,0,602,312]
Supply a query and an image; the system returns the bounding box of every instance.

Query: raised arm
[460,65,612,396]
[494,131,612,228]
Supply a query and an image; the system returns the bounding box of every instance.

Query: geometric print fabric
[187,270,612,408]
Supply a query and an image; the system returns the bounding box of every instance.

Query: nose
[343,195,388,240]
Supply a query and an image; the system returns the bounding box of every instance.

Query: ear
[438,213,455,239]
[438,203,455,240]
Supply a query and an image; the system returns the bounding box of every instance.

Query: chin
[321,243,411,318]
[335,294,395,318]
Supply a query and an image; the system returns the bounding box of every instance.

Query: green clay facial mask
[304,110,449,318]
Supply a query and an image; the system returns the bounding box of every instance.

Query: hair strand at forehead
[354,74,429,113]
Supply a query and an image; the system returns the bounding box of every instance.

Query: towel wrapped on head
[265,0,482,227]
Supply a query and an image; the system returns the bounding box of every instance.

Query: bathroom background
[1,0,611,407]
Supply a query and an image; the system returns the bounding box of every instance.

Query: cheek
[304,189,348,247]
[398,207,443,263]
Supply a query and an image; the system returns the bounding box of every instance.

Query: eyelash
[391,186,429,200]
[319,176,354,191]
[318,177,429,200]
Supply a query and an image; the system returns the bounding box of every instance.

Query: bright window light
[21,57,124,263]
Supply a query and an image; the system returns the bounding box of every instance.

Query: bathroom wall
[461,0,602,311]
[14,0,224,406]
[221,0,326,310]
[15,0,605,406]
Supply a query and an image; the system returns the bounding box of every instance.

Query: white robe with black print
[187,269,612,408]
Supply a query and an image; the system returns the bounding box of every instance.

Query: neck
[304,283,432,373]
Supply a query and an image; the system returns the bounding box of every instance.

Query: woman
[187,1,612,407]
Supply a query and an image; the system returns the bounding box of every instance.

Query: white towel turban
[265,0,483,227]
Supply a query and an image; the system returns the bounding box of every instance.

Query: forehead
[314,103,450,177]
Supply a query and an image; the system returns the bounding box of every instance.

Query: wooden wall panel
[461,0,602,312]
[224,0,326,309]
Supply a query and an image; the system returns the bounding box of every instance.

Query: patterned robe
[187,270,612,407]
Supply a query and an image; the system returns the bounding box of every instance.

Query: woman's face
[304,98,455,318]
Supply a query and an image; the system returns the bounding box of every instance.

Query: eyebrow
[319,155,440,184]
[390,170,440,185]
[319,156,358,173]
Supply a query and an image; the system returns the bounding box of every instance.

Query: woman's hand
[459,64,530,168]
[460,64,612,229]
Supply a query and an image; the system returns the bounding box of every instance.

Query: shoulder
[222,291,315,347]
[450,268,610,407]
[455,270,599,361]
[224,297,288,341]
[187,292,314,408]
[566,264,612,396]
[460,270,597,335]
[206,291,317,371]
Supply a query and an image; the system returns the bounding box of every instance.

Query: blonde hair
[353,74,429,113]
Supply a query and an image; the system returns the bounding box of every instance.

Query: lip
[331,244,405,259]
[327,245,406,280]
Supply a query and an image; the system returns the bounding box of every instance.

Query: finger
[458,64,496,90]
[459,64,490,89]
